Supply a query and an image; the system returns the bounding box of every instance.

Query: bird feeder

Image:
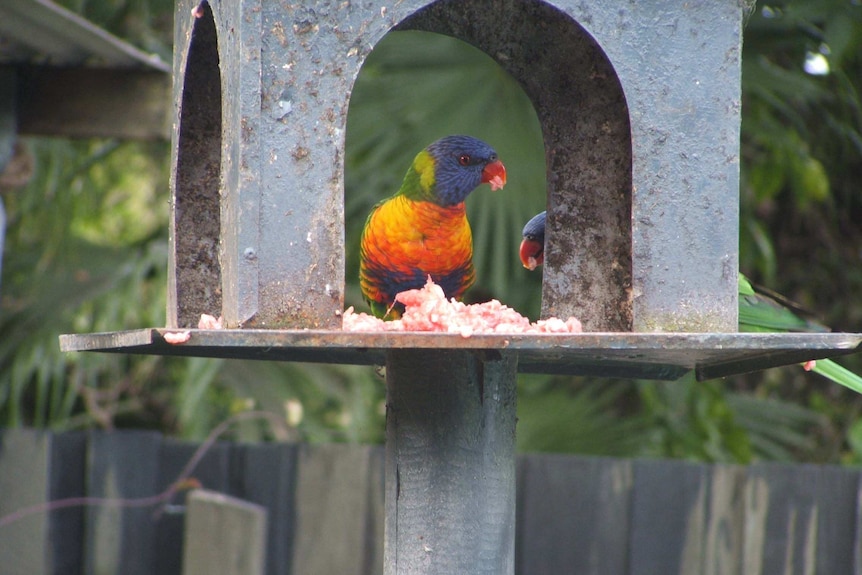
[61,1,862,573]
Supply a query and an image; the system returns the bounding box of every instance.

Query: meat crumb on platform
[343,277,582,337]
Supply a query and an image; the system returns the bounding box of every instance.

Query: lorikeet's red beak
[519,238,544,270]
[482,160,507,191]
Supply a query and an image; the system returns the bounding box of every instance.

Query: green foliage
[637,376,752,463]
[726,390,824,460]
[1,140,169,430]
[516,371,826,464]
[740,0,862,285]
[637,374,827,463]
[516,376,647,457]
[738,0,862,460]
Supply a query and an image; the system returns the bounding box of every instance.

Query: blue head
[520,211,546,270]
[414,135,507,206]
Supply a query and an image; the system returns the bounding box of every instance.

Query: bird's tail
[810,358,862,395]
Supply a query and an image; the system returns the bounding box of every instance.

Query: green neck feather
[399,150,436,202]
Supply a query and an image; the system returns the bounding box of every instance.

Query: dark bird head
[406,135,507,206]
[519,211,546,270]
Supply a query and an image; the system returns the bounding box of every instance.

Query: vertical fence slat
[292,444,383,575]
[814,465,861,575]
[629,459,709,575]
[744,463,819,575]
[48,431,87,575]
[153,438,233,575]
[84,430,163,575]
[182,489,267,575]
[235,442,299,575]
[0,430,52,575]
[703,464,746,575]
[516,454,632,575]
[365,446,385,575]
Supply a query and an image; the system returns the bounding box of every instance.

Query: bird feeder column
[384,349,518,575]
[170,0,365,330]
[616,0,745,333]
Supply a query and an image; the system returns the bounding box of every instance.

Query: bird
[359,135,507,319]
[519,210,547,271]
[519,211,862,393]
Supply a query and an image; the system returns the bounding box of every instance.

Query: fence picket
[182,489,267,575]
[516,454,633,575]
[236,442,300,575]
[703,464,746,575]
[291,443,383,575]
[0,430,52,575]
[83,430,162,575]
[813,465,861,575]
[629,459,709,575]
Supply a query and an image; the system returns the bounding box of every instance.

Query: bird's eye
[458,154,471,166]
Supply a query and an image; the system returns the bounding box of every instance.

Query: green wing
[738,274,862,394]
[738,274,827,333]
[810,359,862,395]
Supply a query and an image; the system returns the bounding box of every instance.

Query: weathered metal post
[385,350,518,574]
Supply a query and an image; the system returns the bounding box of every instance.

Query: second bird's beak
[518,238,545,271]
[482,160,507,191]
[519,238,544,270]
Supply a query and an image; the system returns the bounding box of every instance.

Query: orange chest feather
[363,196,472,271]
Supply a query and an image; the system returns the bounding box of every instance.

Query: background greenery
[2,0,862,464]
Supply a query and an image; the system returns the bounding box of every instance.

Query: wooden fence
[1,429,860,575]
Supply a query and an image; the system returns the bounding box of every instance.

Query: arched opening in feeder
[169,1,222,329]
[380,0,633,332]
[344,30,546,318]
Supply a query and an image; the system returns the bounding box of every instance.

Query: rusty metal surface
[169,2,222,329]
[571,0,742,332]
[385,349,518,574]
[59,329,862,382]
[611,1,742,332]
[213,0,260,330]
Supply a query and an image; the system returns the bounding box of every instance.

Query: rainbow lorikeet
[359,135,507,319]
[519,211,862,394]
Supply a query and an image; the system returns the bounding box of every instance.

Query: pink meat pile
[343,277,582,337]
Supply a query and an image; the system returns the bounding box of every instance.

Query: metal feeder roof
[0,0,170,139]
[0,0,169,69]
